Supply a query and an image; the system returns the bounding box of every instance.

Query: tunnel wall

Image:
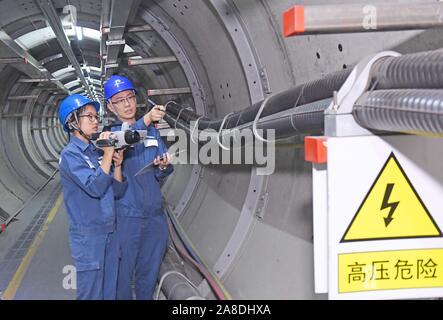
[153,0,442,299]
[0,0,441,298]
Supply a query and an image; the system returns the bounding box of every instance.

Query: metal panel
[103,0,141,77]
[147,87,191,96]
[223,221,318,299]
[36,0,94,98]
[140,8,206,114]
[327,135,443,299]
[128,56,178,66]
[17,79,51,83]
[284,2,443,36]
[206,0,267,279]
[0,30,66,92]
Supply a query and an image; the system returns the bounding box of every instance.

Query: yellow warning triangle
[341,153,442,242]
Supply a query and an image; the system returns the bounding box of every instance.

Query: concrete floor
[0,178,75,300]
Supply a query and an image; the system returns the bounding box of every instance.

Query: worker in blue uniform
[58,94,127,300]
[104,75,173,300]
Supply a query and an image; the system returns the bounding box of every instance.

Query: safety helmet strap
[69,109,92,141]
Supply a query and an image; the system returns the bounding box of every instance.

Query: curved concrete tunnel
[0,0,442,299]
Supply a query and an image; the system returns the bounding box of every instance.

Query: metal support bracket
[106,39,126,46]
[259,67,271,94]
[324,51,401,137]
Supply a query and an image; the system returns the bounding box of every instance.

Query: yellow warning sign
[341,152,442,242]
[339,249,443,293]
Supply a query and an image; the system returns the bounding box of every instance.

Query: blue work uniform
[59,136,128,300]
[110,118,173,300]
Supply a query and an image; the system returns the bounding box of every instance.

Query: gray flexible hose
[373,49,443,90]
[354,89,443,136]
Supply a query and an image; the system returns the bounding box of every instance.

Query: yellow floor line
[2,193,64,300]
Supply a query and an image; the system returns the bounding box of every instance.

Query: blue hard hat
[104,75,136,102]
[58,94,100,132]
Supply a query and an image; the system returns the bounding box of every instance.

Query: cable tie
[191,116,204,144]
[217,112,234,151]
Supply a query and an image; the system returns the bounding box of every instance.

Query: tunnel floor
[0,178,75,300]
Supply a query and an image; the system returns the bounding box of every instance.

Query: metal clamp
[324,50,401,137]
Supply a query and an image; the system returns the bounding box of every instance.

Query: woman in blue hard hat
[58,94,127,300]
[104,75,173,300]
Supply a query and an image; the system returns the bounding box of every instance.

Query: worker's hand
[97,131,115,155]
[113,150,124,168]
[147,105,166,123]
[154,153,172,170]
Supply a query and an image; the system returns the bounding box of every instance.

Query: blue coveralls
[111,118,173,300]
[59,136,128,300]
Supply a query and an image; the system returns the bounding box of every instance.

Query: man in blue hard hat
[104,75,173,300]
[58,94,127,299]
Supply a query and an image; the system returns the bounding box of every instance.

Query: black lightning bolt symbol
[381,183,399,227]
